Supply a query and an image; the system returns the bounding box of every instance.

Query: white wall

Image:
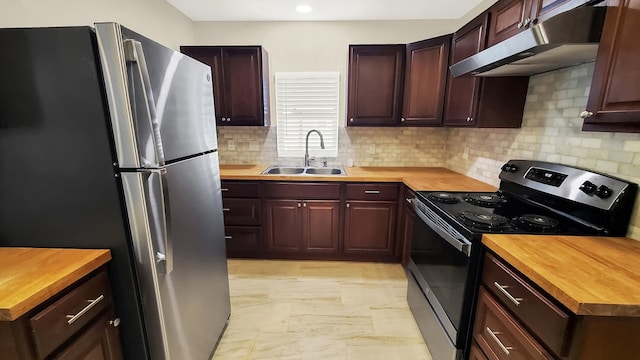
[1,0,195,49]
[192,20,460,125]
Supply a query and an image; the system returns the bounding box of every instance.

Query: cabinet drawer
[223,198,261,225]
[30,270,112,359]
[221,181,260,198]
[483,253,572,356]
[474,287,552,360]
[225,226,263,253]
[262,182,341,199]
[346,183,399,201]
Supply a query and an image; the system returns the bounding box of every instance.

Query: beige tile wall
[217,127,448,167]
[445,63,640,240]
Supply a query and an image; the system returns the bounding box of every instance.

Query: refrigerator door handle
[123,39,165,167]
[144,169,173,274]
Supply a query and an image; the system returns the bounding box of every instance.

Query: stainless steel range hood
[450,6,607,77]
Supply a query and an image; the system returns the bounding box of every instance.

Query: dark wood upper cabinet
[582,0,640,133]
[487,0,581,47]
[445,13,529,128]
[180,46,270,126]
[347,45,405,126]
[402,35,451,126]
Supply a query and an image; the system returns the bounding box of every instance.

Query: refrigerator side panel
[159,152,230,359]
[0,27,149,360]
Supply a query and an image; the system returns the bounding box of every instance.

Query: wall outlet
[227,140,235,151]
[249,141,259,151]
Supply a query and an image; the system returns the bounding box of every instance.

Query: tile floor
[212,259,432,360]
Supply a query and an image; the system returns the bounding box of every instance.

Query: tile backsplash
[445,62,640,240]
[217,126,448,167]
[216,62,640,240]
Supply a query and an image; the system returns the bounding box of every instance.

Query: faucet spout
[305,129,325,167]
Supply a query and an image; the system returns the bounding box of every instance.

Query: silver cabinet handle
[580,110,594,118]
[401,118,406,122]
[523,17,531,27]
[346,203,350,208]
[365,190,381,194]
[66,295,105,325]
[486,327,514,355]
[494,281,524,306]
[298,203,302,207]
[303,202,307,207]
[517,21,524,28]
[109,318,121,327]
[221,188,229,192]
[466,116,473,122]
[405,198,413,204]
[224,236,232,239]
[223,208,231,212]
[349,118,354,122]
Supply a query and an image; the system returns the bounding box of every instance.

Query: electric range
[407,160,638,360]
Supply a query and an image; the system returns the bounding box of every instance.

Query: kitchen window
[275,72,339,158]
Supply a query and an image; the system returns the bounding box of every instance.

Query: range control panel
[499,160,635,211]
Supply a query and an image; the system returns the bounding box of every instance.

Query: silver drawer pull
[405,198,413,204]
[221,188,229,192]
[66,295,105,325]
[364,190,381,194]
[494,281,524,306]
[486,327,514,355]
[223,208,231,212]
[224,236,233,239]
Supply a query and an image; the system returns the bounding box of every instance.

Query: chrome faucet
[305,129,325,167]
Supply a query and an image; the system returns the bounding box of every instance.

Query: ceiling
[167,0,485,21]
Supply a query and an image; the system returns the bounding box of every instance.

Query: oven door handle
[415,206,473,257]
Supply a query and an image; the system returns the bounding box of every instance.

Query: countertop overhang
[0,248,111,321]
[483,234,640,317]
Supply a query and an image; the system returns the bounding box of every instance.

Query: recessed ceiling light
[296,5,312,13]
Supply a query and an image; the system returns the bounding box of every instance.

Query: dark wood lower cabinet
[54,308,123,360]
[343,201,397,258]
[265,199,303,253]
[225,226,263,257]
[303,200,340,253]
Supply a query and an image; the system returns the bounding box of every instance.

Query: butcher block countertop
[219,165,497,192]
[0,248,111,321]
[483,234,640,317]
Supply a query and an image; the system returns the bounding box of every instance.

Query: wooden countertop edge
[0,250,112,321]
[483,236,640,317]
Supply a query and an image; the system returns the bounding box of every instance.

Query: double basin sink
[262,165,346,176]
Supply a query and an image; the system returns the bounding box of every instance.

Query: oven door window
[411,215,471,330]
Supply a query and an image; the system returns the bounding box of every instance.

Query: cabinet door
[444,14,488,126]
[530,0,578,23]
[344,201,397,256]
[265,200,302,253]
[222,47,265,126]
[302,200,340,253]
[487,0,529,47]
[582,0,640,132]
[222,198,261,226]
[179,47,225,125]
[54,308,123,360]
[225,226,263,256]
[347,45,405,126]
[402,36,451,126]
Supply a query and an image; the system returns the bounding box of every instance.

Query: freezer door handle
[123,39,165,167]
[142,170,173,274]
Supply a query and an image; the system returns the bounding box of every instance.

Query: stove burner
[428,192,460,204]
[464,193,507,208]
[515,214,560,232]
[460,211,509,230]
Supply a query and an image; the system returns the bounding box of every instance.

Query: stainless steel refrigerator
[0,23,231,359]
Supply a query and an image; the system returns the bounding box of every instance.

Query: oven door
[408,201,474,359]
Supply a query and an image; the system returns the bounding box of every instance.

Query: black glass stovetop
[415,191,586,238]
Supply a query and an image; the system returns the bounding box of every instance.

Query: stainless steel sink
[264,167,305,175]
[304,167,344,175]
[262,165,345,176]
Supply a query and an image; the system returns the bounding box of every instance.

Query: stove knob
[596,185,613,199]
[501,163,511,172]
[508,165,519,173]
[579,181,597,195]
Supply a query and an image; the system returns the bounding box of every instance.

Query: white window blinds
[275,72,339,158]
